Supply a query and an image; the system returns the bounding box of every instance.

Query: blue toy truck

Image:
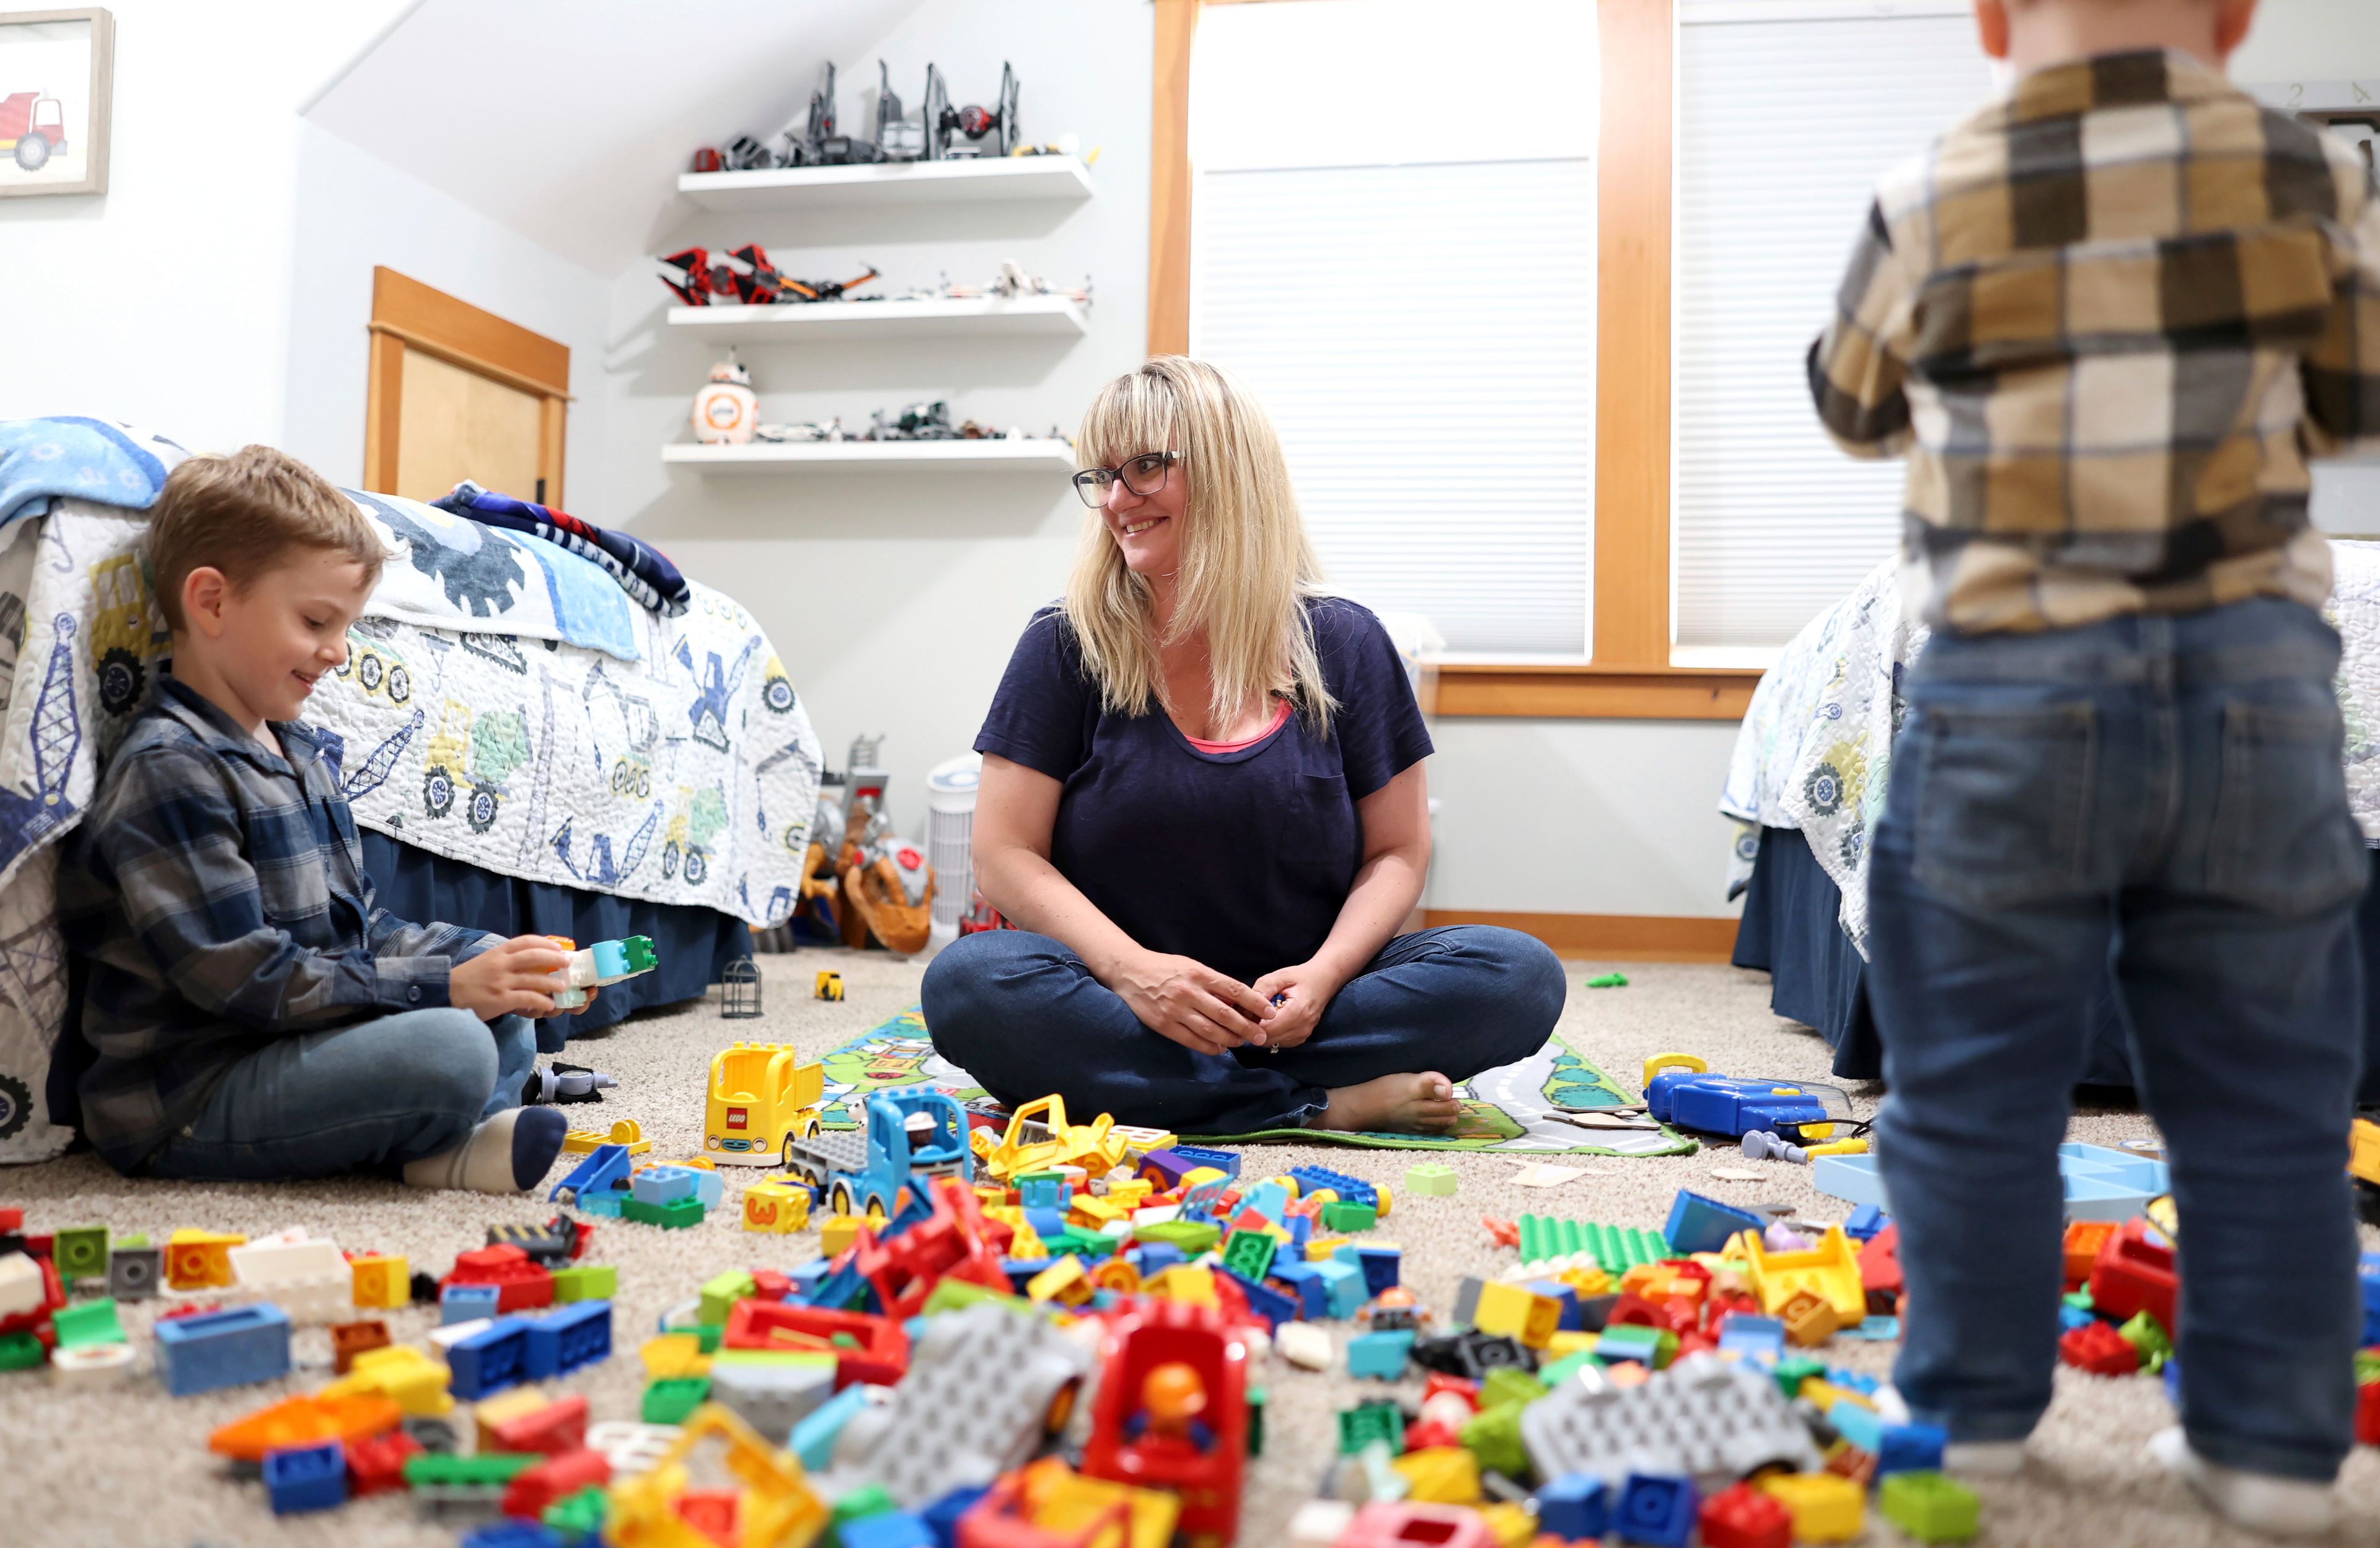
[779,1089,972,1222]
[1644,1068,1838,1141]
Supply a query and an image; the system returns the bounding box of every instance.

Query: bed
[1722,546,2380,1097]
[0,428,822,1161]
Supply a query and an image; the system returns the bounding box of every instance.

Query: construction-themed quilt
[811,1006,1695,1158]
[306,591,822,928]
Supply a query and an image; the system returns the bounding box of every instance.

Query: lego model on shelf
[658,244,879,308]
[667,290,1088,344]
[690,58,1029,173]
[705,1042,827,1166]
[678,149,1095,213]
[664,437,1078,474]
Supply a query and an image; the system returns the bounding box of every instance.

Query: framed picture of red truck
[0,7,112,198]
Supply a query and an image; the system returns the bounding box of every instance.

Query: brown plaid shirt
[1809,49,2380,633]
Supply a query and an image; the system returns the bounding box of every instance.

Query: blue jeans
[921,925,1566,1133]
[147,1009,537,1181]
[1866,597,2366,1482]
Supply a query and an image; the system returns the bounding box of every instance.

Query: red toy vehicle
[0,92,66,172]
[721,1300,909,1388]
[1081,1300,1247,1544]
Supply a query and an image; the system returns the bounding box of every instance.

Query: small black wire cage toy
[721,957,762,1018]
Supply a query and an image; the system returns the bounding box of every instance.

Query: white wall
[602,0,1152,816]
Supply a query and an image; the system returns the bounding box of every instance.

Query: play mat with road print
[811,1006,1695,1158]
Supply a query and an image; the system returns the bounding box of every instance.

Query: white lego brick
[0,1252,45,1318]
[51,1343,137,1384]
[230,1234,345,1287]
[1277,1322,1333,1371]
[431,1317,493,1355]
[1290,1500,1355,1548]
[588,1421,683,1476]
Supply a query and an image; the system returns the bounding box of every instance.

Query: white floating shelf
[663,440,1078,475]
[677,156,1096,213]
[666,295,1088,345]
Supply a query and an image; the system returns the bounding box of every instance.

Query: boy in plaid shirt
[1811,0,2378,1533]
[60,447,586,1194]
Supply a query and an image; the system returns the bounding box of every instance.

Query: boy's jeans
[148,1009,537,1181]
[1866,596,2366,1482]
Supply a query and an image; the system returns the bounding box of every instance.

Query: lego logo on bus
[725,1107,747,1129]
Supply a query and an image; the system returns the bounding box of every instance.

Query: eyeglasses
[1072,451,1181,509]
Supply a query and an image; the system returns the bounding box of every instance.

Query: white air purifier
[923,752,983,957]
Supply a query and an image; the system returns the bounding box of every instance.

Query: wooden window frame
[363,266,573,506]
[1148,0,1756,720]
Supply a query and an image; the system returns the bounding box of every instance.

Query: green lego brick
[1458,1401,1529,1478]
[1133,1220,1220,1256]
[405,1453,539,1488]
[1404,1163,1458,1197]
[1321,1201,1378,1233]
[1338,1400,1405,1456]
[0,1330,45,1371]
[620,936,658,974]
[1052,1228,1117,1261]
[1221,1229,1279,1282]
[2358,1350,2380,1387]
[623,1195,705,1229]
[1773,1354,1828,1399]
[2061,1286,2095,1312]
[696,1322,724,1354]
[1879,1471,1980,1543]
[1516,1214,1670,1272]
[1247,1386,1266,1458]
[701,1271,758,1325]
[51,1298,124,1348]
[2117,1311,2172,1372]
[832,1484,896,1529]
[1585,972,1629,988]
[922,1278,1034,1317]
[51,1226,108,1283]
[1480,1366,1548,1410]
[110,1234,148,1250]
[1540,1348,1600,1387]
[1593,1324,1678,1370]
[642,1375,712,1423]
[544,1485,607,1546]
[551,1264,617,1303]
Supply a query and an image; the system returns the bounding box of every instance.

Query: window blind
[1671,12,1993,659]
[1186,0,1599,656]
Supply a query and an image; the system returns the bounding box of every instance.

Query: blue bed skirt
[1732,824,2380,1099]
[359,833,747,1052]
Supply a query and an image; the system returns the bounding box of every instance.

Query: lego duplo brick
[551,1264,617,1303]
[156,1303,293,1396]
[1664,1192,1766,1257]
[1517,1215,1672,1273]
[449,1316,536,1400]
[1521,1351,1822,1488]
[51,1224,107,1283]
[709,1351,838,1438]
[525,1301,612,1379]
[107,1244,162,1301]
[1877,1472,1978,1544]
[51,1297,125,1348]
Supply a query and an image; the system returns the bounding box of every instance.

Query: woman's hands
[1107,948,1274,1057]
[1250,959,1345,1050]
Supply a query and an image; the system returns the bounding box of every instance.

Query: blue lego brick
[1219,1267,1297,1331]
[449,1316,534,1400]
[1316,1259,1367,1320]
[1843,1203,1889,1242]
[1717,1314,1786,1360]
[788,1260,831,1297]
[1344,1245,1401,1297]
[1540,1473,1610,1540]
[1847,1316,1902,1341]
[1347,1330,1415,1379]
[841,1513,936,1548]
[686,1169,725,1209]
[550,1143,630,1203]
[1526,1278,1582,1331]
[461,1524,566,1548]
[1240,1181,1290,1223]
[1285,1213,1313,1249]
[1023,1205,1068,1241]
[1825,1366,1879,1395]
[1018,1175,1070,1210]
[1616,1472,1696,1547]
[1002,1258,1054,1294]
[1132,1243,1185,1278]
[1289,1164,1373,1207]
[1828,1400,1884,1453]
[1877,1422,1946,1476]
[1664,1189,1767,1256]
[632,1166,697,1205]
[922,1485,990,1545]
[2058,1303,2099,1333]
[2164,1357,2183,1407]
[576,1189,624,1218]
[2361,1254,2380,1345]
[792,1383,875,1470]
[1172,1144,1242,1179]
[1270,1261,1329,1320]
[805,1259,873,1312]
[262,1440,346,1513]
[442,1283,503,1325]
[526,1301,612,1379]
[1815,1143,2169,1223]
[155,1304,291,1396]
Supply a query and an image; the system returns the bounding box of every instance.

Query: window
[1187,0,1599,654]
[1669,1,1992,662]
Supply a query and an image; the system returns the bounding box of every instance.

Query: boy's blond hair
[146,447,385,634]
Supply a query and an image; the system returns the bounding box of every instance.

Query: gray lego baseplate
[824,1299,1092,1508]
[1520,1352,1822,1487]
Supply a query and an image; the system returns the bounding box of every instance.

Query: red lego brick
[1421,1373,1480,1408]
[1700,1480,1793,1548]
[2087,1218,2177,1334]
[344,1429,422,1496]
[1606,1292,1664,1329]
[721,1301,908,1387]
[1858,1223,1903,1297]
[750,1268,791,1302]
[485,1392,588,1456]
[440,1244,555,1313]
[2060,1319,2141,1376]
[2358,1379,2380,1447]
[501,1446,611,1519]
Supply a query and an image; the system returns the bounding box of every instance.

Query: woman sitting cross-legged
[921,356,1565,1135]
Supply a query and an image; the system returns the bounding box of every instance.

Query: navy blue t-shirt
[975,596,1434,987]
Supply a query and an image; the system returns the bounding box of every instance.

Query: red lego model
[1082,1300,1247,1543]
[2087,1216,2177,1334]
[2059,1319,2141,1376]
[1337,1502,1497,1547]
[440,1244,554,1313]
[1699,1483,1794,1548]
[851,1175,1013,1319]
[721,1300,909,1388]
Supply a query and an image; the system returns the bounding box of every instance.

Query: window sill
[1424,661,1764,720]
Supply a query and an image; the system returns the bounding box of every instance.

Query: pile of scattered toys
[9,1036,2354,1548]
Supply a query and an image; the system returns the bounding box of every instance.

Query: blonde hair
[147,446,385,633]
[1065,356,1338,736]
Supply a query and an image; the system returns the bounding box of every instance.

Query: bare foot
[1316,1071,1461,1134]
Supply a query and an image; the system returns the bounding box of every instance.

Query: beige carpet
[2,953,2373,1547]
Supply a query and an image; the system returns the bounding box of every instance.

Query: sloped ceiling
[304,0,927,275]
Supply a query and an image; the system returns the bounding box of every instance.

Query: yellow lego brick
[606,1404,827,1548]
[1800,1378,1875,1415]
[1009,1221,1048,1260]
[1473,1281,1560,1348]
[976,1184,1011,1208]
[1304,1238,1351,1262]
[1479,1501,1538,1547]
[324,1345,452,1416]
[1099,1177,1154,1209]
[1392,1446,1483,1505]
[819,1215,863,1257]
[1179,1166,1230,1192]
[1069,1195,1132,1228]
[1028,1257,1094,1308]
[1557,1265,1613,1298]
[1091,1258,1143,1294]
[1759,1473,1864,1542]
[1545,1330,1600,1360]
[562,1118,651,1155]
[742,1179,811,1234]
[1373,1187,1393,1219]
[349,1253,409,1309]
[1619,1262,1668,1296]
[1016,1458,1180,1548]
[641,1334,711,1379]
[1742,1225,1866,1322]
[474,1387,552,1451]
[1143,1264,1218,1308]
[2354,1117,2380,1188]
[165,1228,245,1290]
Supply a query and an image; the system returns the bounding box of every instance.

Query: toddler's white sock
[403,1107,568,1195]
[2149,1427,2335,1538]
